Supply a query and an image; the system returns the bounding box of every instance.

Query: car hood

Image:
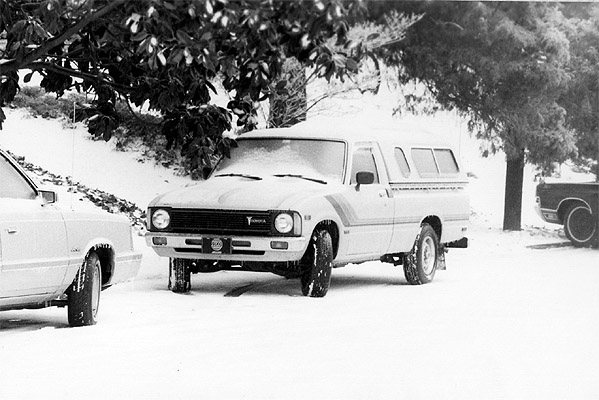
[149,176,341,210]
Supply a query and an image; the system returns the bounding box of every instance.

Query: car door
[341,143,394,255]
[0,152,69,299]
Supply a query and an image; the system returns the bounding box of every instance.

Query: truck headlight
[152,209,171,230]
[274,213,294,234]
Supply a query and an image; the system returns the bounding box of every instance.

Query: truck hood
[149,176,341,210]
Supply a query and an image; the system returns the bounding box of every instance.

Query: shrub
[11,87,84,121]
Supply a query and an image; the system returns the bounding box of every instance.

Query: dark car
[536,181,599,247]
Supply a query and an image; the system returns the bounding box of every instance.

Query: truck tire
[403,224,438,285]
[169,258,192,293]
[563,205,598,247]
[67,251,102,327]
[300,230,333,297]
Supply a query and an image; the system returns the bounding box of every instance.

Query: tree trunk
[596,131,599,181]
[268,58,307,128]
[503,151,525,231]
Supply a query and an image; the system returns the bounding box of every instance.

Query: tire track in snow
[526,242,572,249]
[223,278,296,297]
[224,281,274,297]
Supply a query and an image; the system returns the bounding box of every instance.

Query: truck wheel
[563,205,597,247]
[67,251,102,327]
[169,258,192,293]
[300,230,333,297]
[403,224,438,285]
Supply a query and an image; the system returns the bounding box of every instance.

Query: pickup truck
[536,181,599,247]
[146,122,470,297]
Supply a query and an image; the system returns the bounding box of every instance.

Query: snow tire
[563,205,598,248]
[169,258,192,293]
[403,224,439,285]
[300,230,333,297]
[67,251,102,327]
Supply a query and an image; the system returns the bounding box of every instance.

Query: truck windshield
[214,138,346,183]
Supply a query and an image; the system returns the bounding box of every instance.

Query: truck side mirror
[355,171,374,191]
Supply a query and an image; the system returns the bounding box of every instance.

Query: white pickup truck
[146,122,470,297]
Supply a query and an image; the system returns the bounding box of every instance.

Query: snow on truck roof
[237,118,455,148]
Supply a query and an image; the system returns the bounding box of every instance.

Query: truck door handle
[6,227,18,234]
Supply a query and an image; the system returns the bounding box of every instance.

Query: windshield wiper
[215,173,262,181]
[274,174,327,185]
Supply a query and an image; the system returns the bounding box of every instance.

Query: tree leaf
[176,29,193,45]
[275,80,287,90]
[366,32,380,41]
[345,57,359,71]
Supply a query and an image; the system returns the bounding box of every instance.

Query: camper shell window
[394,148,411,178]
[434,149,459,174]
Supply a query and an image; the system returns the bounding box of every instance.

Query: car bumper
[145,233,308,262]
[109,251,143,284]
[536,204,560,224]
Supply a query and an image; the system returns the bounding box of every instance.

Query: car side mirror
[355,171,374,191]
[39,190,57,204]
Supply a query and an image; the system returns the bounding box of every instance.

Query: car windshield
[214,138,346,183]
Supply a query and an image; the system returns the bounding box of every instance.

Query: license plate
[202,237,231,254]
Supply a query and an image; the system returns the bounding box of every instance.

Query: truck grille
[169,209,272,236]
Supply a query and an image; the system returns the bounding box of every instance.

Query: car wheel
[300,230,333,297]
[403,224,439,285]
[67,251,102,327]
[169,258,192,293]
[563,205,598,247]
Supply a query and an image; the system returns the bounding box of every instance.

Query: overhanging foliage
[0,0,368,173]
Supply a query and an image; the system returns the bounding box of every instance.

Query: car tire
[300,230,333,297]
[67,251,102,327]
[403,224,438,285]
[169,258,192,293]
[563,204,598,247]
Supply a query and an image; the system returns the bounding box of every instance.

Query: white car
[0,149,141,326]
[146,122,469,297]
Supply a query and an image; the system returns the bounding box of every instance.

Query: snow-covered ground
[1,106,598,400]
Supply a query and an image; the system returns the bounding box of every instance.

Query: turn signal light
[152,237,168,246]
[270,241,289,250]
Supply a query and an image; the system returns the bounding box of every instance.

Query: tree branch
[5,0,127,71]
[28,61,134,95]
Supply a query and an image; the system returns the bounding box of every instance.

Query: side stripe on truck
[325,194,469,228]
[325,195,414,227]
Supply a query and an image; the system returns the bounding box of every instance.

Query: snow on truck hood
[149,175,340,210]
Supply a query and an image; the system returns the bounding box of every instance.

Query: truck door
[341,143,394,255]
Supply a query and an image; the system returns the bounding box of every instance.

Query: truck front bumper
[145,232,308,262]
